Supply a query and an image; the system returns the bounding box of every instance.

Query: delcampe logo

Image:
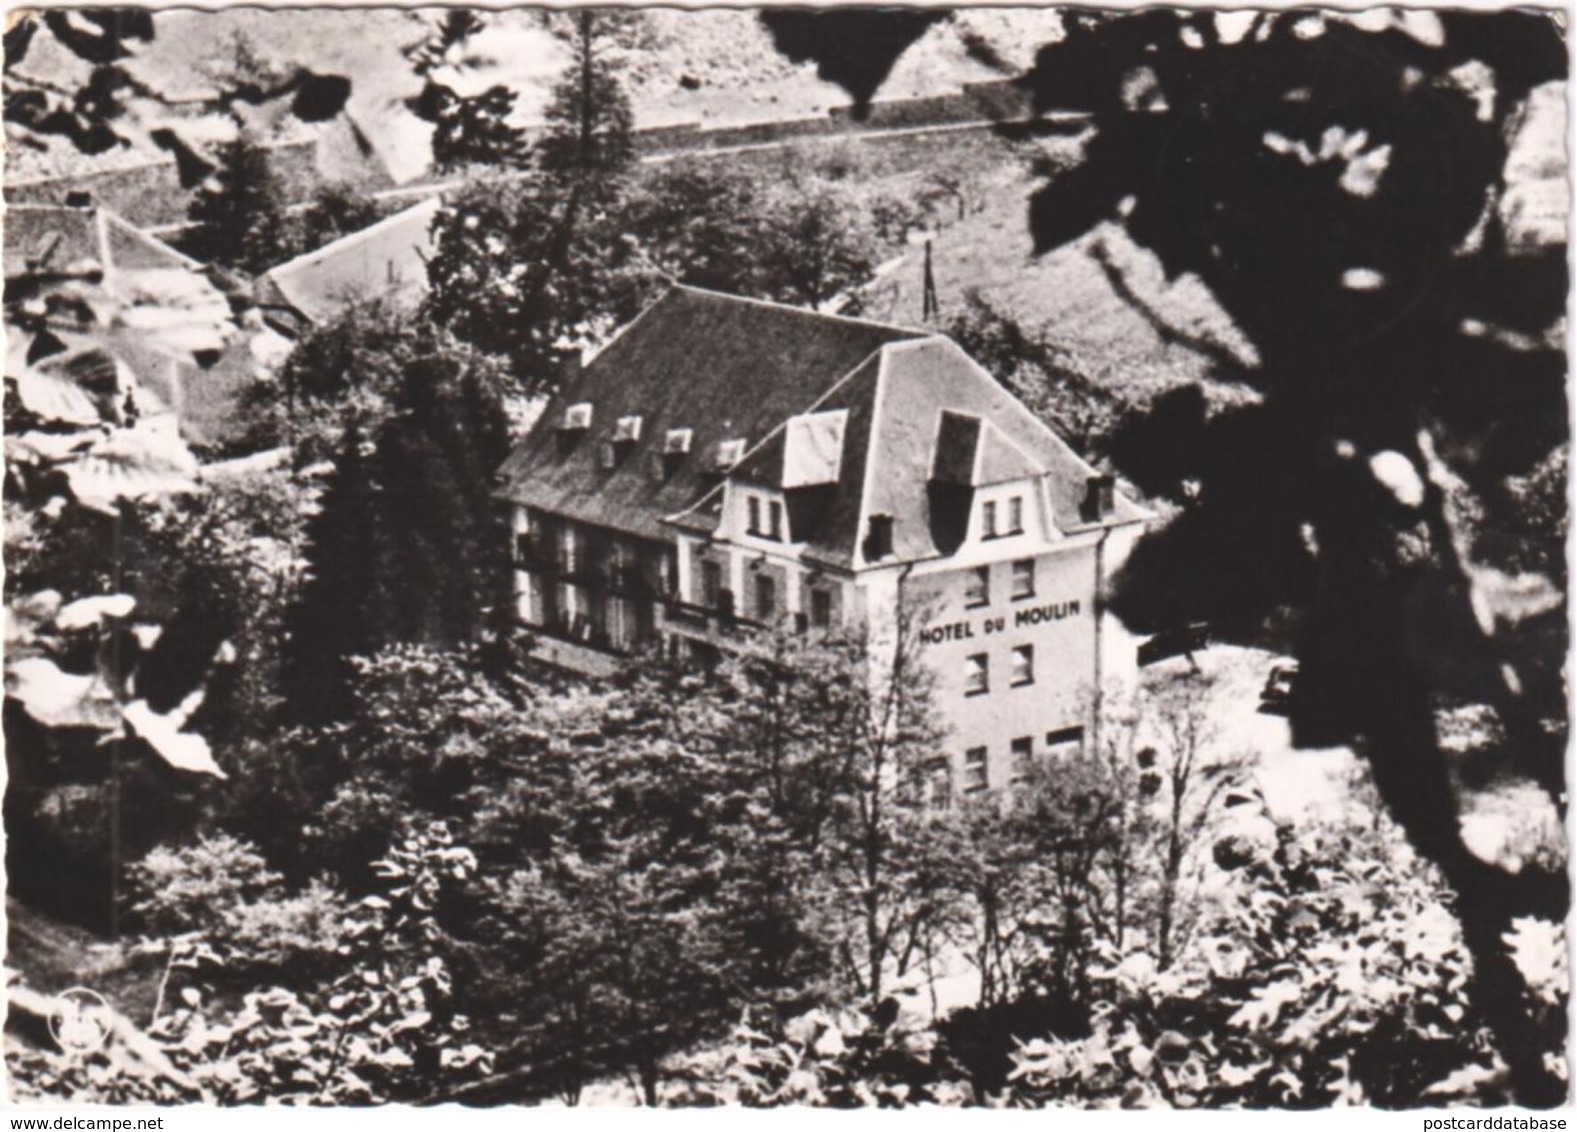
[48,987,112,1055]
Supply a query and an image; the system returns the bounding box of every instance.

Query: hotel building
[496,286,1150,797]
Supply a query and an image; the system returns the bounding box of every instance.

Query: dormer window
[561,402,593,431]
[598,441,618,470]
[864,514,894,561]
[982,500,999,538]
[768,500,783,541]
[614,414,644,444]
[664,427,693,455]
[1081,475,1116,522]
[715,438,747,470]
[1008,496,1025,535]
[747,496,762,536]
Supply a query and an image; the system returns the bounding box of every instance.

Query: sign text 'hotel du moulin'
[917,599,1083,646]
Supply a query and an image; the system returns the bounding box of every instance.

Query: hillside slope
[7,8,1067,186]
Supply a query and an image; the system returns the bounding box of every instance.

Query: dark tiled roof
[858,338,1146,562]
[3,205,197,280]
[497,286,924,541]
[500,287,1146,562]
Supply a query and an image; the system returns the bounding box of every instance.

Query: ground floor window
[754,573,777,620]
[964,746,989,794]
[1010,735,1034,782]
[1045,725,1085,757]
[810,587,833,627]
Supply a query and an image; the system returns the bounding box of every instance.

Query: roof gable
[4,205,196,281]
[256,196,441,326]
[857,337,1146,563]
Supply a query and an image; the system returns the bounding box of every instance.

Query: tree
[623,163,766,295]
[283,417,388,728]
[1005,788,1537,1108]
[271,307,513,726]
[756,182,881,314]
[945,291,1124,456]
[12,824,492,1105]
[296,181,381,253]
[184,133,295,276]
[746,615,953,1009]
[404,10,529,172]
[1013,11,1568,1102]
[422,174,660,392]
[538,9,641,191]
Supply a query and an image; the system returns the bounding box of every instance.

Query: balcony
[659,594,762,645]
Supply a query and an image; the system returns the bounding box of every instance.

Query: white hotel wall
[862,521,1146,791]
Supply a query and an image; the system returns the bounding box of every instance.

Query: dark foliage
[184,134,295,277]
[1018,10,1568,1103]
[296,181,382,253]
[282,316,513,727]
[759,9,950,118]
[538,12,637,191]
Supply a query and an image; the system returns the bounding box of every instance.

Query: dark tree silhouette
[404,10,529,172]
[1015,10,1567,1104]
[184,133,295,276]
[539,10,638,191]
[283,316,514,726]
[758,9,949,119]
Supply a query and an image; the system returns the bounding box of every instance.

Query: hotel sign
[917,600,1083,646]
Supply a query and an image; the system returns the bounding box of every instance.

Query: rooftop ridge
[265,195,442,281]
[670,283,932,340]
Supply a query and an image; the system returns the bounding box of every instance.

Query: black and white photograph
[1,3,1570,1111]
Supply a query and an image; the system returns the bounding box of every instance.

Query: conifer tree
[184,133,295,276]
[285,416,388,727]
[280,310,514,724]
[539,10,638,193]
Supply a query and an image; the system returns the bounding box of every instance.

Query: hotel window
[559,526,578,573]
[965,565,990,608]
[747,496,762,535]
[926,758,952,811]
[1008,496,1025,534]
[768,500,784,541]
[1010,736,1034,783]
[1045,726,1085,757]
[702,560,723,609]
[864,514,894,560]
[1011,644,1034,687]
[755,573,777,621]
[982,500,999,538]
[964,747,989,794]
[1011,558,1035,600]
[964,653,989,696]
[810,588,833,628]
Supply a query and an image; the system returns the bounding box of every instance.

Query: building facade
[497,286,1150,793]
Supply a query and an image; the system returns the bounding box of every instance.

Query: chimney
[1081,474,1116,522]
